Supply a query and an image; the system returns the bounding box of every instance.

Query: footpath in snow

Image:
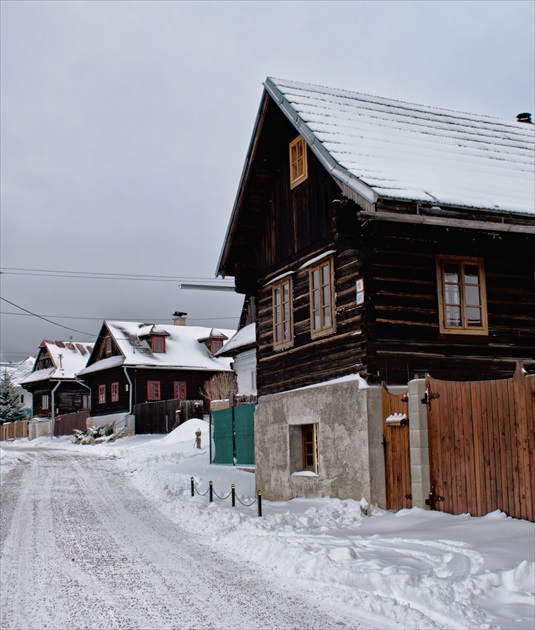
[1,419,534,630]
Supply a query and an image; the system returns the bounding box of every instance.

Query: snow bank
[3,422,534,629]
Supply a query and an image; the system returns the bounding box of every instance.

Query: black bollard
[231,484,236,507]
[257,490,262,517]
[209,480,213,503]
[191,476,195,497]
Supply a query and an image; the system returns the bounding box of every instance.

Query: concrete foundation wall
[29,418,51,440]
[255,380,386,505]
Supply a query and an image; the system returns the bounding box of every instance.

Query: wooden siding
[257,242,368,395]
[366,220,535,383]
[25,381,90,417]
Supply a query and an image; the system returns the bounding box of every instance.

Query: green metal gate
[211,403,255,465]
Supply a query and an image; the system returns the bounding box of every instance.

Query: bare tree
[202,372,237,402]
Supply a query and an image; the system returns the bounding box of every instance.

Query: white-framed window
[42,394,50,410]
[436,256,488,335]
[98,385,106,405]
[309,256,335,338]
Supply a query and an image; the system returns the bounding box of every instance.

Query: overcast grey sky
[1,0,534,362]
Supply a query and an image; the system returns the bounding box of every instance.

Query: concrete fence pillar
[408,378,430,509]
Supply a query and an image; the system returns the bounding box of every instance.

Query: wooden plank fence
[426,364,534,521]
[54,410,91,437]
[134,399,204,434]
[0,421,29,441]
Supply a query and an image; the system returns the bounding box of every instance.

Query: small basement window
[289,135,308,189]
[289,423,319,474]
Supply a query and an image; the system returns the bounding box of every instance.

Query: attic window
[151,336,166,353]
[105,336,113,356]
[289,135,308,189]
[210,339,223,355]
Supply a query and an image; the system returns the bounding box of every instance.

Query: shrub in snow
[72,424,115,444]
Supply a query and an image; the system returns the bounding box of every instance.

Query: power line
[0,311,239,323]
[0,297,95,337]
[0,267,234,285]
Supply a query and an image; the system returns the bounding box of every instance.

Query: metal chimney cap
[516,112,532,123]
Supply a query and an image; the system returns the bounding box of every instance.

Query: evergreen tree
[0,372,27,423]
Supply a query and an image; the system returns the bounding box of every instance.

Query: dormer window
[289,135,308,189]
[210,339,224,355]
[198,329,228,356]
[151,336,166,353]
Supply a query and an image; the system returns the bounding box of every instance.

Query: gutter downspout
[50,381,61,439]
[123,367,134,432]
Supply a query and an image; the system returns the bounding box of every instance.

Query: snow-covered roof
[265,77,535,216]
[1,357,35,386]
[22,341,93,384]
[77,321,235,376]
[215,323,256,357]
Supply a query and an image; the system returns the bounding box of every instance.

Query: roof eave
[263,77,378,213]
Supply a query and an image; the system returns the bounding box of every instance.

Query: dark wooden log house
[218,78,535,395]
[216,78,534,504]
[22,340,93,418]
[77,318,234,429]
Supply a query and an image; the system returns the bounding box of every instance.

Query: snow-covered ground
[1,420,534,629]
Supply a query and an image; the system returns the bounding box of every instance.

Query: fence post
[257,490,262,517]
[231,484,236,507]
[191,476,195,497]
[209,480,213,503]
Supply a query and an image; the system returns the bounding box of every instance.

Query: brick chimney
[173,311,188,326]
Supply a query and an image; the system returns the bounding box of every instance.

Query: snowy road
[0,447,358,630]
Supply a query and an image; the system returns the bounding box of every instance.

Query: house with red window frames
[77,314,234,432]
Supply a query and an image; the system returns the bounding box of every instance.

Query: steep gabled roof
[77,321,235,376]
[22,341,93,385]
[264,77,534,215]
[218,77,534,276]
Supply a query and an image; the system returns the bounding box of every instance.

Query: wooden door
[382,385,412,510]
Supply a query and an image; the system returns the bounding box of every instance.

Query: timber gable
[218,78,535,394]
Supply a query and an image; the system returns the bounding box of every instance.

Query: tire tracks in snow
[1,448,361,630]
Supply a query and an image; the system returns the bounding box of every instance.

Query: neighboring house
[215,323,257,397]
[217,77,535,503]
[76,316,235,432]
[21,341,92,418]
[0,356,35,419]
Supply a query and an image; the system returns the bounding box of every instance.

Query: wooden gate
[134,399,204,434]
[382,385,412,510]
[426,364,534,521]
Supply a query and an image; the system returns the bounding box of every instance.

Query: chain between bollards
[189,477,262,517]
